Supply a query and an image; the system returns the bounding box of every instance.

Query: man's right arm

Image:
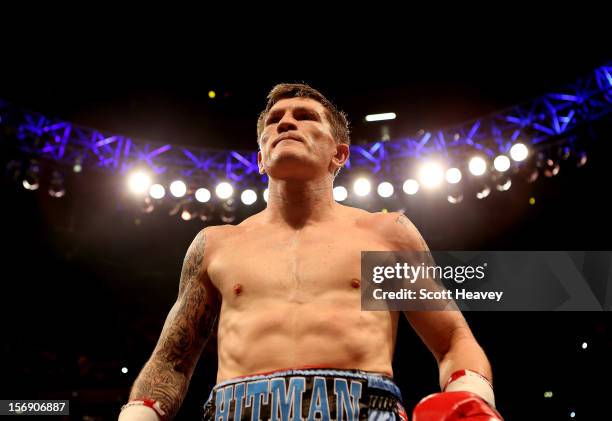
[119,228,219,420]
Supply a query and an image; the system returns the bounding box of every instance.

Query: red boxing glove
[412,391,503,421]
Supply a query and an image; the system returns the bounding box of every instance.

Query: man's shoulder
[197,211,265,240]
[349,209,424,249]
[198,221,248,239]
[346,207,407,231]
[191,223,241,250]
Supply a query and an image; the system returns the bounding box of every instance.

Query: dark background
[0,30,610,420]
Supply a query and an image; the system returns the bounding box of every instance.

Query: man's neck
[263,176,338,229]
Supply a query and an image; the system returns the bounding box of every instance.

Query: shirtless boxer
[118,84,503,421]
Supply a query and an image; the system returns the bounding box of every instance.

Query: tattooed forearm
[129,229,218,419]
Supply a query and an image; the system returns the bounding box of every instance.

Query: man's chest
[208,226,389,300]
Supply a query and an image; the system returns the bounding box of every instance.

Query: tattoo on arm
[130,229,218,418]
[395,215,450,314]
[396,214,430,251]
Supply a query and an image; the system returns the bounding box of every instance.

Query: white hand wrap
[443,369,496,408]
[118,399,166,421]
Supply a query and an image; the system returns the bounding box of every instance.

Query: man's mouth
[272,134,304,147]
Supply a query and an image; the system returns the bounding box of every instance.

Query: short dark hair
[257,83,350,146]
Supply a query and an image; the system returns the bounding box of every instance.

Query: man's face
[258,97,347,180]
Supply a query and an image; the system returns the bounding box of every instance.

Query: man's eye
[266,117,280,125]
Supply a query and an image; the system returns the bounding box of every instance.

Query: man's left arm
[403,310,495,404]
[385,213,502,419]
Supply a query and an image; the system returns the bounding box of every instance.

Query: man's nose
[277,114,298,133]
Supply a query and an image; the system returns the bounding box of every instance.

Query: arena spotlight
[199,203,214,222]
[353,177,371,197]
[195,187,211,203]
[476,185,491,199]
[141,196,155,213]
[402,179,419,195]
[128,170,152,194]
[221,199,238,223]
[447,193,464,204]
[22,179,38,190]
[543,159,560,177]
[418,162,444,189]
[22,163,40,190]
[181,209,194,221]
[221,213,236,224]
[333,186,348,202]
[576,151,588,168]
[48,171,66,198]
[241,189,257,205]
[365,112,396,122]
[377,182,394,198]
[149,184,166,200]
[468,156,487,176]
[510,143,529,162]
[180,200,198,221]
[73,157,83,173]
[170,180,187,198]
[263,188,269,203]
[216,182,234,200]
[493,155,511,172]
[496,178,512,192]
[445,168,462,184]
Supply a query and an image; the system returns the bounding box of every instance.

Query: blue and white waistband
[208,368,402,401]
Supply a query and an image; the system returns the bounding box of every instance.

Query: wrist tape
[444,369,496,408]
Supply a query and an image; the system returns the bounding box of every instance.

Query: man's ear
[330,143,350,173]
[257,150,265,175]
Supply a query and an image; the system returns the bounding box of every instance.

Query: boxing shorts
[202,368,408,421]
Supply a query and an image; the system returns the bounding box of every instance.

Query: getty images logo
[371,262,487,284]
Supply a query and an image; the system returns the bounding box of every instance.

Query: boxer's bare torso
[206,204,414,382]
[122,90,495,421]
